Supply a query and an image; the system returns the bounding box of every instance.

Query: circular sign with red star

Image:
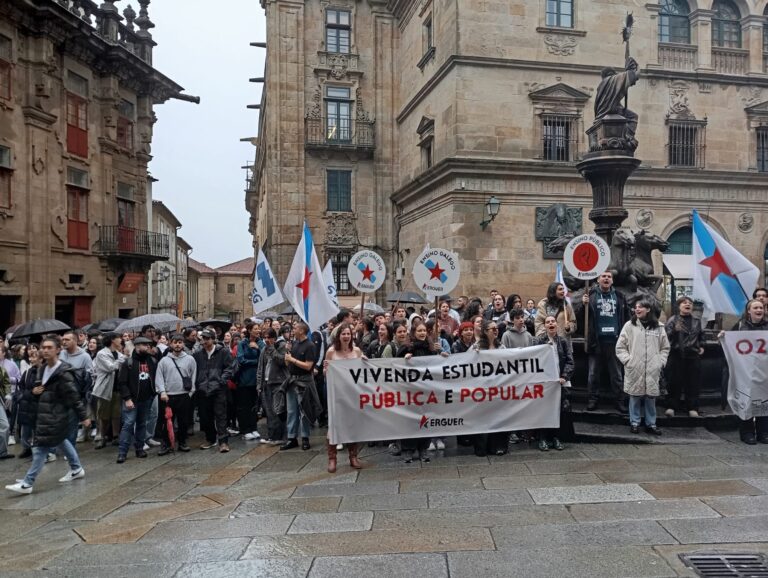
[563,234,611,281]
[347,250,387,293]
[412,247,461,299]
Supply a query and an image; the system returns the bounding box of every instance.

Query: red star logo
[296,266,312,300]
[699,248,735,283]
[428,261,445,280]
[361,264,374,281]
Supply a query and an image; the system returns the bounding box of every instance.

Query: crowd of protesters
[1,277,767,492]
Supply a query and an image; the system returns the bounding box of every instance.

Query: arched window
[659,0,690,44]
[667,226,693,255]
[712,0,741,48]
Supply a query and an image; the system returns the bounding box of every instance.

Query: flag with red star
[692,210,759,316]
[283,221,340,332]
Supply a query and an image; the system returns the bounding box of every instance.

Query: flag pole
[583,281,590,353]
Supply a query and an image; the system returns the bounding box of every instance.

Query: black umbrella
[96,318,126,332]
[386,291,429,304]
[198,319,234,333]
[280,304,297,316]
[12,319,71,339]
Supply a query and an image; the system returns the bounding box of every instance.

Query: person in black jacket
[664,295,705,418]
[5,335,89,494]
[115,337,158,463]
[574,271,631,412]
[193,329,234,453]
[15,347,43,458]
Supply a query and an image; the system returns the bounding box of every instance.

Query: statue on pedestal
[593,57,640,151]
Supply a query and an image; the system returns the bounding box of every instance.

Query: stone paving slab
[242,527,495,558]
[251,452,316,473]
[60,481,158,520]
[2,563,183,578]
[308,553,449,578]
[481,473,602,490]
[745,477,768,492]
[446,546,676,578]
[175,503,239,521]
[703,494,768,516]
[427,489,533,508]
[0,511,56,545]
[660,515,768,544]
[398,477,483,493]
[175,558,313,578]
[596,468,694,484]
[372,505,574,530]
[492,447,590,462]
[0,521,84,571]
[678,465,768,480]
[140,514,294,541]
[491,520,677,549]
[456,463,532,477]
[640,479,764,499]
[49,537,251,567]
[288,511,373,534]
[528,483,655,505]
[199,467,251,487]
[234,496,341,516]
[338,492,428,512]
[133,476,200,503]
[526,458,638,475]
[357,466,460,482]
[568,498,721,522]
[292,481,399,498]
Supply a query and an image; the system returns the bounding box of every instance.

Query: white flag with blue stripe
[252,248,284,316]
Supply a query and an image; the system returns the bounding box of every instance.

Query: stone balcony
[96,225,170,262]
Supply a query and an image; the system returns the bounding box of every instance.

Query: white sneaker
[142,443,150,451]
[45,453,57,463]
[260,438,272,444]
[5,482,33,494]
[435,439,445,450]
[427,442,436,451]
[146,439,161,447]
[90,428,98,439]
[244,432,261,441]
[76,428,85,443]
[336,443,343,450]
[59,468,85,483]
[664,408,675,417]
[688,410,700,418]
[8,435,15,446]
[227,428,240,436]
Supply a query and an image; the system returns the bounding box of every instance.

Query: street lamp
[480,195,501,230]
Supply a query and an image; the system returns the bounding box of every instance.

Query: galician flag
[321,260,340,308]
[252,248,284,316]
[555,261,570,305]
[283,221,340,331]
[692,209,759,316]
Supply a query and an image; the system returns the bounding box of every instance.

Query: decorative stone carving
[738,212,754,233]
[543,34,577,56]
[698,82,711,93]
[325,212,358,246]
[355,88,372,122]
[635,208,654,229]
[668,81,692,119]
[327,53,349,79]
[741,86,763,107]
[316,52,360,79]
[535,203,583,259]
[306,86,321,119]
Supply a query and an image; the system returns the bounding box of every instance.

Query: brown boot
[327,440,337,473]
[348,443,362,469]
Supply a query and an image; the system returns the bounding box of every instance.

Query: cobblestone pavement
[1,428,767,577]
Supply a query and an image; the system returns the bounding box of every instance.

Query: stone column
[742,15,767,76]
[691,9,714,71]
[645,4,661,69]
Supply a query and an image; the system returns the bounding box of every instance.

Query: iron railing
[305,117,375,151]
[667,121,706,169]
[96,226,169,260]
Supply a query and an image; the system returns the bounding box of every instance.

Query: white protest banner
[327,345,562,444]
[723,331,768,420]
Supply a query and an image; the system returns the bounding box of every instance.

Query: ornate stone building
[249,0,768,306]
[0,0,195,331]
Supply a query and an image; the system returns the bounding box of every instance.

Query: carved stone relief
[738,212,754,233]
[535,203,582,259]
[668,81,692,119]
[636,208,654,229]
[306,86,321,119]
[543,35,578,56]
[324,212,359,247]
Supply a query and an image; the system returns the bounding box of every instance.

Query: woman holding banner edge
[323,323,364,473]
[472,319,511,456]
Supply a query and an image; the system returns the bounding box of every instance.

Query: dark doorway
[118,308,133,319]
[0,296,18,333]
[55,297,92,328]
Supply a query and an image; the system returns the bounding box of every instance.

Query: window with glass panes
[117,182,135,228]
[542,115,576,161]
[326,9,351,54]
[117,99,135,149]
[0,34,11,101]
[667,227,693,255]
[423,15,434,55]
[66,167,89,250]
[758,128,768,172]
[0,145,11,208]
[327,169,352,212]
[546,0,573,28]
[712,0,741,48]
[329,251,352,295]
[66,71,89,157]
[659,0,690,44]
[325,86,351,143]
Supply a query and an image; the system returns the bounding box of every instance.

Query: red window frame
[66,93,88,157]
[116,116,134,149]
[0,60,10,101]
[0,168,11,209]
[67,186,89,250]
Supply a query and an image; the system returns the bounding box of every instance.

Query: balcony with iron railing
[712,46,749,75]
[305,117,375,156]
[96,226,170,261]
[658,43,698,71]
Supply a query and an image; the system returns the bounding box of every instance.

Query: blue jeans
[629,395,657,427]
[0,403,9,457]
[66,410,79,446]
[285,386,310,439]
[23,441,82,486]
[118,399,153,455]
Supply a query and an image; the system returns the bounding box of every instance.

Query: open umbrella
[280,304,297,316]
[164,405,175,450]
[96,318,127,332]
[198,319,233,334]
[258,310,280,319]
[12,319,71,339]
[386,291,429,304]
[353,302,385,314]
[114,314,195,335]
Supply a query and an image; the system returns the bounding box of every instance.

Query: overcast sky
[148,0,266,268]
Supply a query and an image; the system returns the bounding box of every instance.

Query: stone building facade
[188,258,215,320]
[187,257,254,323]
[250,0,768,307]
[149,200,180,314]
[0,0,194,332]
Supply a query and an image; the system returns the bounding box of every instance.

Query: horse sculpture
[629,230,669,294]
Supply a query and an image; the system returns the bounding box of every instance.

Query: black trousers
[198,389,228,444]
[587,342,624,403]
[665,353,701,411]
[740,416,768,437]
[235,386,259,435]
[262,383,285,442]
[158,394,191,448]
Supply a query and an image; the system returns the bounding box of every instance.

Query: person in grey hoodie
[502,309,535,349]
[59,331,93,445]
[155,334,197,455]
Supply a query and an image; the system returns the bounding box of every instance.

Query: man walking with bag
[156,334,196,455]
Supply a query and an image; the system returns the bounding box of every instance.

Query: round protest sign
[347,250,386,293]
[412,247,460,299]
[563,234,611,280]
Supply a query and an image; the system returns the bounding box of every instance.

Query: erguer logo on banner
[326,346,562,444]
